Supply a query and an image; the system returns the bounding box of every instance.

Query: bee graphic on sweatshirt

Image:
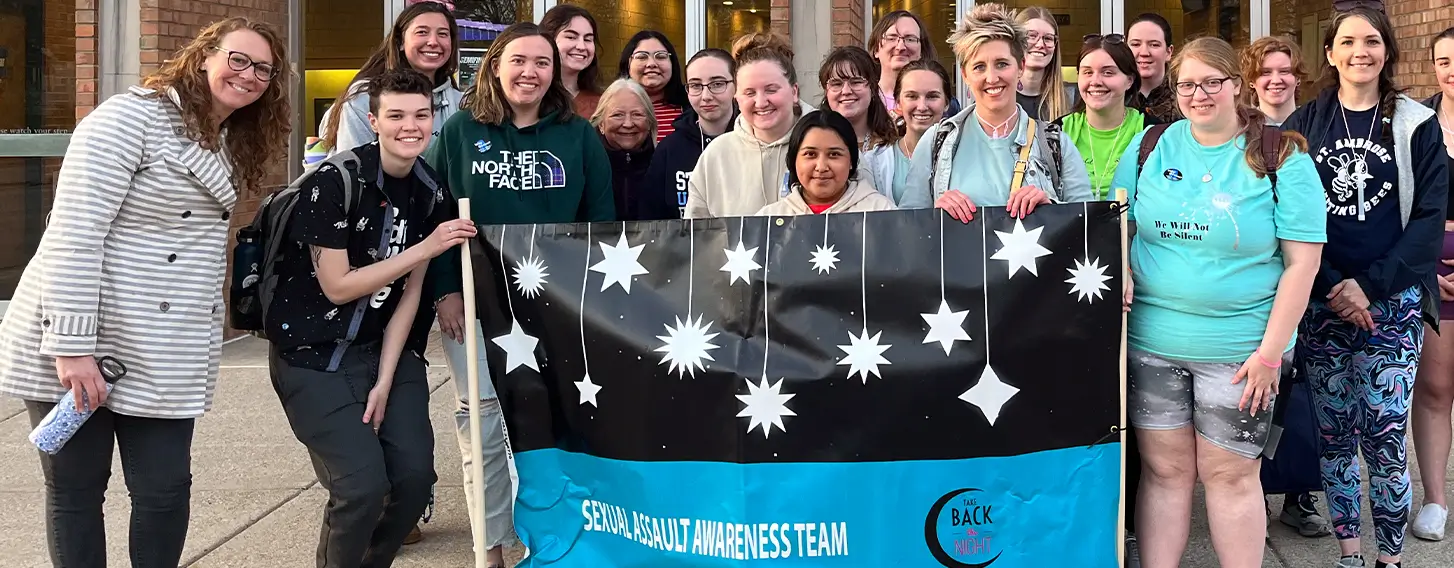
[356,217,369,232]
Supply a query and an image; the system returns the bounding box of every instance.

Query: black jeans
[24,401,195,568]
[270,342,436,568]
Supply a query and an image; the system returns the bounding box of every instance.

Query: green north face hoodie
[426,108,616,300]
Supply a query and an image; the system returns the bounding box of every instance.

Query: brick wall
[832,0,864,48]
[770,0,790,39]
[76,0,96,120]
[1386,0,1453,100]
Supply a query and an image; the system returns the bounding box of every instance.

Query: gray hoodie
[320,78,464,154]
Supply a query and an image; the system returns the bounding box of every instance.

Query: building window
[305,0,385,138]
[1125,0,1252,51]
[557,0,688,77]
[869,1,959,83]
[0,0,76,302]
[1270,0,1333,105]
[705,0,770,51]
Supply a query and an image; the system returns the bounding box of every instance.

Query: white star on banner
[491,319,539,373]
[512,255,549,299]
[1065,257,1112,302]
[921,299,971,355]
[737,374,795,438]
[654,314,721,378]
[575,373,602,407]
[991,219,1053,278]
[589,232,648,293]
[960,365,1019,426]
[809,244,840,274]
[721,241,761,285]
[837,327,892,383]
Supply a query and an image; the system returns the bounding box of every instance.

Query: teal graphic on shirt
[1110,121,1327,363]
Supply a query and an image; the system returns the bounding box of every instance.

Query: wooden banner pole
[458,198,487,568]
[1116,189,1130,568]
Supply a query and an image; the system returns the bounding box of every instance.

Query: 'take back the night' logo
[925,488,1003,567]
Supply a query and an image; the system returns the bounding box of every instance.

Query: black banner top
[469,204,1124,464]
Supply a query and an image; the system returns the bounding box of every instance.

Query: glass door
[0,0,77,318]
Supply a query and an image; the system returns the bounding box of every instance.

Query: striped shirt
[0,86,235,419]
[654,101,683,143]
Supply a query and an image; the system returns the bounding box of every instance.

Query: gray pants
[270,343,437,568]
[442,321,518,551]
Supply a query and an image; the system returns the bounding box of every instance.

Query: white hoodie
[756,178,897,216]
[683,102,817,218]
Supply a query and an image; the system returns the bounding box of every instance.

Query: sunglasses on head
[1083,33,1126,45]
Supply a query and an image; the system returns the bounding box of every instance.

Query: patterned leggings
[1297,285,1422,557]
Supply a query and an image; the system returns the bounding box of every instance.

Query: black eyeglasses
[212,47,276,82]
[687,80,733,95]
[1083,34,1126,45]
[1174,76,1236,97]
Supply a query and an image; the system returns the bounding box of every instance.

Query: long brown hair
[141,17,291,194]
[1171,37,1308,178]
[1317,7,1403,146]
[461,22,576,126]
[818,46,898,148]
[539,4,602,96]
[320,1,458,149]
[1014,6,1070,120]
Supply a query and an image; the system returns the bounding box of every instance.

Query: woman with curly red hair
[0,17,291,567]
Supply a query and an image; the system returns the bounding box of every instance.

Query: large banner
[469,203,1125,567]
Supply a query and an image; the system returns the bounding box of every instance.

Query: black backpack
[227,150,366,337]
[1135,122,1284,201]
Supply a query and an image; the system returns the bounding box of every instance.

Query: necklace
[1084,114,1130,195]
[1339,101,1379,164]
[976,109,1017,138]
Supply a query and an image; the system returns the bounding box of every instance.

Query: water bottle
[229,225,264,332]
[29,357,127,455]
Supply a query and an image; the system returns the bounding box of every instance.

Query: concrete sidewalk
[0,334,1450,567]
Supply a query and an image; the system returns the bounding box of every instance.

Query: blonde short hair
[948,3,1026,71]
[590,78,658,145]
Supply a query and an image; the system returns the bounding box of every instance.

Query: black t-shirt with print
[1312,105,1402,280]
[266,150,449,370]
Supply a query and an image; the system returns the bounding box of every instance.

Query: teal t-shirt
[891,143,912,204]
[1110,122,1327,363]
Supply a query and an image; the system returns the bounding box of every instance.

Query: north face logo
[470,150,567,191]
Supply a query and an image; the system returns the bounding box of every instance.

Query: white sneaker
[1411,503,1448,541]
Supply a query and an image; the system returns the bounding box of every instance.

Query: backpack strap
[1261,124,1282,203]
[1130,123,1174,207]
[1136,123,1173,180]
[927,122,956,191]
[1011,118,1038,195]
[1040,120,1064,194]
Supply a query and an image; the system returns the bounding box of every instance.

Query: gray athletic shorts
[1128,349,1284,460]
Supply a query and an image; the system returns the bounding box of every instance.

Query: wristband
[1255,351,1281,369]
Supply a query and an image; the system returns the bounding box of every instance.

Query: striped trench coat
[0,86,236,419]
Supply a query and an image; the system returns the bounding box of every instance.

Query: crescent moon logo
[923,488,1003,568]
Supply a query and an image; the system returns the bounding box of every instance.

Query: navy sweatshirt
[639,110,737,220]
[1283,87,1450,311]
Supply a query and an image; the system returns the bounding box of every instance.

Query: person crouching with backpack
[897,3,1092,222]
[264,69,475,568]
[1109,36,1326,568]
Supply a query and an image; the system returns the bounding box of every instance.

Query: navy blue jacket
[1283,87,1449,325]
[639,110,737,220]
